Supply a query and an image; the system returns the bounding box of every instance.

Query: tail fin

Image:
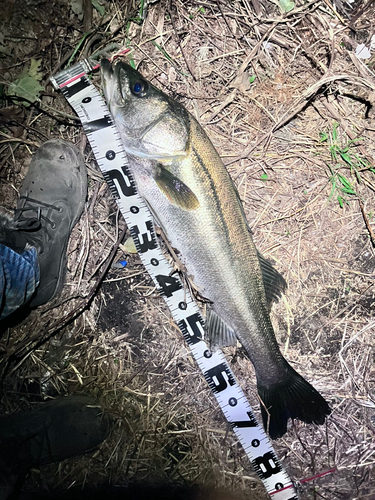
[257,366,331,439]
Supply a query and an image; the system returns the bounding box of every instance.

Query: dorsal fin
[257,251,287,309]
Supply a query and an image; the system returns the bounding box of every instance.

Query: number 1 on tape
[51,61,298,500]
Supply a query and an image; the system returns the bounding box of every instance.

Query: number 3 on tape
[50,61,298,500]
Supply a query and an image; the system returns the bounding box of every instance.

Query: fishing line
[51,58,299,500]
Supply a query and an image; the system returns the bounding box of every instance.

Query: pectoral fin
[155,164,199,210]
[205,308,237,349]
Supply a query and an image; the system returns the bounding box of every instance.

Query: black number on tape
[204,363,235,393]
[252,452,282,479]
[105,167,136,197]
[155,274,182,297]
[130,221,157,253]
[231,411,258,429]
[83,116,112,133]
[178,313,204,345]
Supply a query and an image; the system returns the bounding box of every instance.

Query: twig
[168,1,196,81]
[250,0,261,16]
[0,137,40,148]
[6,95,80,123]
[322,0,347,25]
[358,199,375,248]
[350,0,375,25]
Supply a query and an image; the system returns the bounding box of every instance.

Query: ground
[0,0,375,499]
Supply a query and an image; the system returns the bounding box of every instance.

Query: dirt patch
[98,271,148,340]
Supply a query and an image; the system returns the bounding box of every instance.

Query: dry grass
[1,0,375,499]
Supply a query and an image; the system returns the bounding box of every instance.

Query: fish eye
[131,79,148,97]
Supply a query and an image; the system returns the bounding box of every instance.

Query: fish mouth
[100,59,114,105]
[100,58,113,78]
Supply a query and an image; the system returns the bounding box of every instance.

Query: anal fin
[205,308,237,349]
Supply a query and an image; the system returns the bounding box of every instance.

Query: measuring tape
[51,60,298,500]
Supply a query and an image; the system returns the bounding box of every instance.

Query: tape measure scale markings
[50,61,298,500]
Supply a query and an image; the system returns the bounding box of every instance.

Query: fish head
[100,60,189,161]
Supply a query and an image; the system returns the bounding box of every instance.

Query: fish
[100,59,331,439]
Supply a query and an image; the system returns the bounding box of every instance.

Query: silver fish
[101,60,330,438]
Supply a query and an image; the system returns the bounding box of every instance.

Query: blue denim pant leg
[0,244,40,320]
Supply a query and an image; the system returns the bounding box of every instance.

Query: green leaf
[278,0,295,12]
[92,0,105,15]
[355,155,370,168]
[337,174,356,194]
[337,174,350,189]
[139,0,144,18]
[347,137,361,147]
[340,151,352,166]
[8,76,44,105]
[7,60,44,106]
[328,182,336,199]
[28,59,43,80]
[319,131,328,142]
[330,146,338,162]
[249,75,256,84]
[67,32,91,67]
[260,173,268,181]
[337,195,344,208]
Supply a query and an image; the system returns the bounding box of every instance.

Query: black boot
[0,395,111,499]
[0,139,87,307]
